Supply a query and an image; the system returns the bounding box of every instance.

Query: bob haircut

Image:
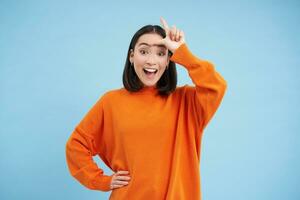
[122,25,177,96]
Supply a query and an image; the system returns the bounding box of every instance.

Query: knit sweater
[66,43,227,200]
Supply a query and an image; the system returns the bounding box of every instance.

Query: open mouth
[143,67,158,75]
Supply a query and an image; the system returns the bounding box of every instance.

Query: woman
[66,17,227,200]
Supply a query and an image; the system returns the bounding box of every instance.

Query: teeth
[144,68,158,73]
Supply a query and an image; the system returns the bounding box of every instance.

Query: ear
[129,49,134,63]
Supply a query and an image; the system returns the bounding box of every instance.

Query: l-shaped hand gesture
[159,17,186,53]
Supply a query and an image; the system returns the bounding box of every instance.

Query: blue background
[1,0,299,199]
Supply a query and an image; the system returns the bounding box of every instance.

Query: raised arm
[159,17,227,129]
[170,43,227,129]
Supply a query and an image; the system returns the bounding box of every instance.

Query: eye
[158,52,166,56]
[139,49,148,55]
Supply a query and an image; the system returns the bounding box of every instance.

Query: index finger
[160,17,169,31]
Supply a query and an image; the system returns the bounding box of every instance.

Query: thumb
[157,37,167,46]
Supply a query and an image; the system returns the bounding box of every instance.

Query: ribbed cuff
[91,174,114,191]
[170,43,205,70]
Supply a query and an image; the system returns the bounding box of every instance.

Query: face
[129,33,170,87]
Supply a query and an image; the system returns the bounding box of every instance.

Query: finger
[171,25,176,40]
[179,30,184,38]
[114,180,129,185]
[160,17,171,37]
[179,30,185,42]
[111,184,123,189]
[115,176,131,181]
[160,17,170,32]
[111,180,129,188]
[117,171,130,175]
[175,29,180,41]
[156,37,166,46]
[112,184,127,189]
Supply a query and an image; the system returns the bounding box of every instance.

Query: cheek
[159,58,169,68]
[133,54,146,65]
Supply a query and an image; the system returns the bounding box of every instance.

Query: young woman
[66,17,227,200]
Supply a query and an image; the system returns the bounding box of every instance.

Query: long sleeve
[170,43,227,130]
[65,96,113,191]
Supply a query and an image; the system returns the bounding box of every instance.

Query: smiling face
[129,33,170,87]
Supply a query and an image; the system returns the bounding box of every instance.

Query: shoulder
[173,84,195,96]
[169,84,199,103]
[97,87,128,104]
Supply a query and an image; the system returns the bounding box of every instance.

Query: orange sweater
[66,43,227,200]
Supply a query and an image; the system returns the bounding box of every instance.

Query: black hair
[122,25,177,96]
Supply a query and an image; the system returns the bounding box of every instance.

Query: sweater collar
[139,86,158,94]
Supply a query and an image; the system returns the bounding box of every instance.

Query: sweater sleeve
[65,96,113,191]
[170,43,227,130]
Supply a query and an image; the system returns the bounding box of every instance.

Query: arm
[65,96,113,191]
[170,43,227,129]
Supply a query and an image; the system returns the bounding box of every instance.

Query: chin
[142,81,158,87]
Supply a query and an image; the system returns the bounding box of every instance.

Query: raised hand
[110,170,131,190]
[159,17,186,53]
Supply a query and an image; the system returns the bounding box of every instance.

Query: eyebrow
[138,43,167,49]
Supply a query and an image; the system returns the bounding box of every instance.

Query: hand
[110,170,131,190]
[159,17,186,53]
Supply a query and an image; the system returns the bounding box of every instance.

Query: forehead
[135,33,166,48]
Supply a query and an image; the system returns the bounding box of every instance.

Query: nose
[146,53,156,65]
